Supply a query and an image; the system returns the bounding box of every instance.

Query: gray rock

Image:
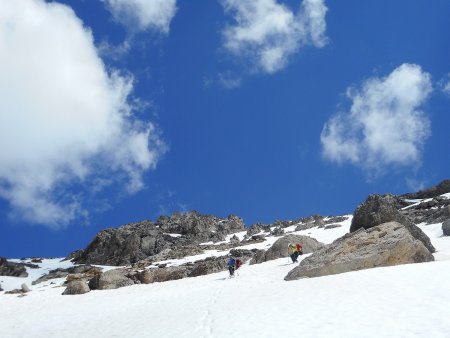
[0,284,2,292]
[295,222,317,231]
[62,281,90,295]
[32,268,70,285]
[351,194,435,253]
[138,266,189,283]
[285,221,434,280]
[324,224,342,230]
[246,224,263,237]
[324,216,349,224]
[0,258,28,277]
[250,234,325,264]
[5,288,23,295]
[229,235,240,244]
[443,220,450,236]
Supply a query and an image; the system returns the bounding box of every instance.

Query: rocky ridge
[2,179,449,295]
[71,212,245,266]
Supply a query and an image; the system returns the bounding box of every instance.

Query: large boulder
[138,266,189,284]
[351,194,435,253]
[443,220,450,236]
[62,281,90,295]
[92,269,136,290]
[285,222,434,280]
[250,234,325,264]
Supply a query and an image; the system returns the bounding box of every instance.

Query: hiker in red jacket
[288,243,299,263]
[226,254,242,277]
[226,254,236,277]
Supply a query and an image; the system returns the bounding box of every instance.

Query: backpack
[235,259,242,269]
[296,244,303,255]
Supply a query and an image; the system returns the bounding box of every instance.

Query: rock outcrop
[250,234,325,264]
[402,179,450,199]
[0,258,29,277]
[401,197,450,225]
[350,194,435,253]
[72,211,245,266]
[285,222,434,280]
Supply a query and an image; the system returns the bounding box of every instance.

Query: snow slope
[1,215,450,338]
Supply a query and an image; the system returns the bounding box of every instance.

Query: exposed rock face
[62,281,90,295]
[351,194,435,253]
[0,284,3,291]
[250,235,325,264]
[285,222,434,280]
[0,258,28,277]
[72,211,245,266]
[443,220,450,236]
[402,179,450,199]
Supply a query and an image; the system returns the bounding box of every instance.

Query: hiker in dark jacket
[227,254,236,277]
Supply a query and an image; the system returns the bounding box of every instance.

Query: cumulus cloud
[320,64,432,175]
[104,0,177,33]
[221,0,328,74]
[0,0,166,228]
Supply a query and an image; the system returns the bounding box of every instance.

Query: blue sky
[0,0,449,258]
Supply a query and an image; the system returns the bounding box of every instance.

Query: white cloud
[0,0,166,228]
[221,0,328,74]
[104,0,177,33]
[321,64,432,174]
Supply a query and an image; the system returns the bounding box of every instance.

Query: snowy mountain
[1,183,450,338]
